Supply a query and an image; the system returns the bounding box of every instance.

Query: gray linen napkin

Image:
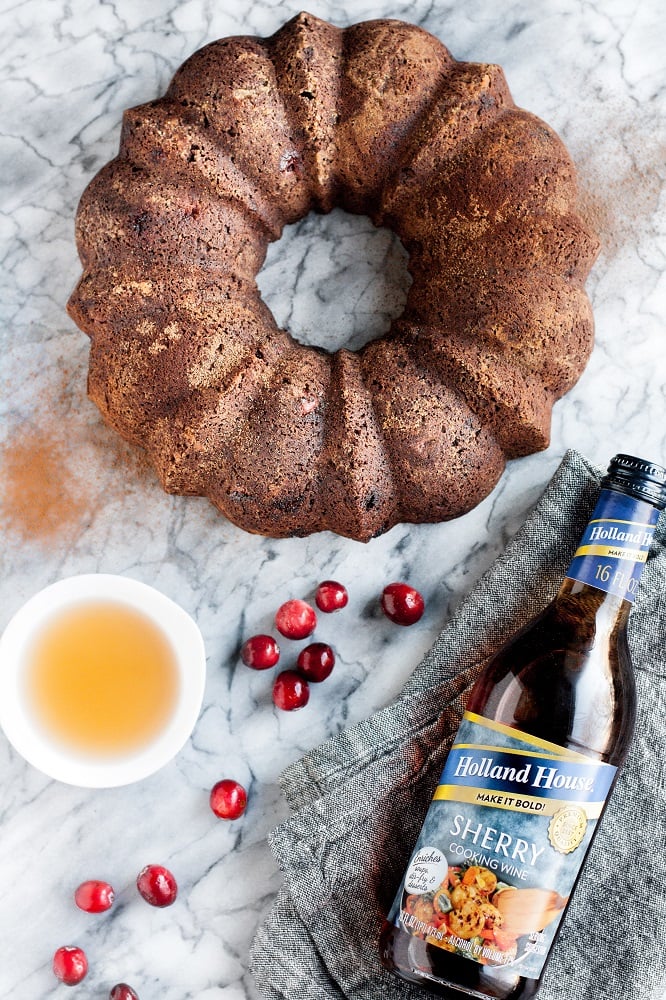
[250,450,666,1000]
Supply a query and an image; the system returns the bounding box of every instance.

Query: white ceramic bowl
[0,574,206,787]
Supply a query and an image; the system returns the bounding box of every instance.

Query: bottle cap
[603,454,666,510]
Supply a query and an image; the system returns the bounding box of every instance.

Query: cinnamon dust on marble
[1,422,89,545]
[574,102,664,259]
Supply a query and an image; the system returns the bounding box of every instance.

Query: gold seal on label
[548,805,588,854]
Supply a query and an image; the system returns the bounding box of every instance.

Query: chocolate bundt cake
[67,12,599,542]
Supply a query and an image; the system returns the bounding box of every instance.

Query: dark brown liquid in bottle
[379,578,636,999]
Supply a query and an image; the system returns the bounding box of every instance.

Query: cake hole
[258,209,412,353]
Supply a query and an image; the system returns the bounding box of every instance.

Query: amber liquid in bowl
[25,600,180,756]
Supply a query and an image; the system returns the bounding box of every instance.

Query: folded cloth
[250,450,666,1000]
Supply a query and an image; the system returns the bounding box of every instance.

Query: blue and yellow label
[387,713,617,978]
[566,489,658,602]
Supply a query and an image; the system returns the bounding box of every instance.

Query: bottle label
[566,489,659,602]
[386,712,617,979]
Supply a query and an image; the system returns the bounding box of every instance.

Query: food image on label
[400,864,567,969]
[386,713,617,978]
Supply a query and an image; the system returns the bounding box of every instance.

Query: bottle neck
[564,487,660,605]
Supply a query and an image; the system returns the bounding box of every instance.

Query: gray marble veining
[1,0,665,997]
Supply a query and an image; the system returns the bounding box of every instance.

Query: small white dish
[0,574,206,787]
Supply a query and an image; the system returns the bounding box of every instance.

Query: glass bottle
[379,454,666,999]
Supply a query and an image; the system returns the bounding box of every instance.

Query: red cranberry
[110,986,139,1000]
[136,864,178,907]
[297,642,335,682]
[274,599,317,640]
[210,778,248,820]
[74,879,115,913]
[315,580,348,613]
[273,670,310,710]
[240,634,280,669]
[53,945,88,986]
[380,582,425,626]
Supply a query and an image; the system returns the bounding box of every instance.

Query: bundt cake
[67,12,599,542]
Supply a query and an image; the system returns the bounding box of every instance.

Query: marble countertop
[1,0,665,997]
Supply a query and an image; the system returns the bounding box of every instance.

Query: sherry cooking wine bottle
[379,454,666,999]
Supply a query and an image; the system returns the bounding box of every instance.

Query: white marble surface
[1,0,665,997]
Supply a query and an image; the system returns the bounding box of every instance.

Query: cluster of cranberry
[241,579,425,711]
[52,865,177,992]
[240,580,347,710]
